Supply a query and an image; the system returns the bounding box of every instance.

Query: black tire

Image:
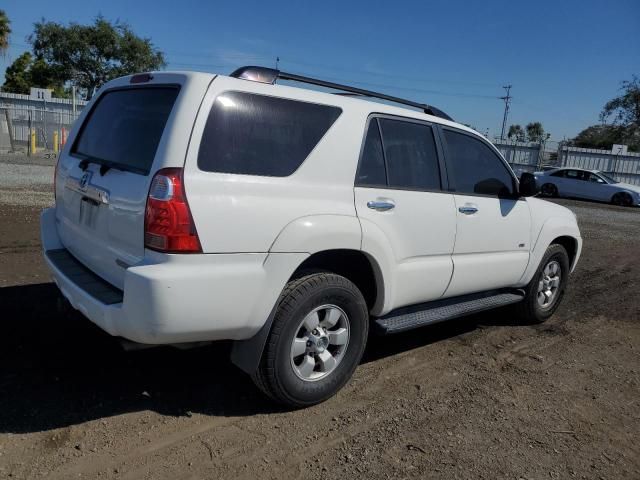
[611,192,633,207]
[541,183,558,197]
[252,272,369,408]
[514,244,570,324]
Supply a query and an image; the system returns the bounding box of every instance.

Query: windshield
[72,86,180,175]
[598,172,619,184]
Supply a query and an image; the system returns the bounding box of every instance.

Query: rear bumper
[41,208,306,344]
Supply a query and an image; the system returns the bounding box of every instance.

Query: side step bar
[373,289,525,334]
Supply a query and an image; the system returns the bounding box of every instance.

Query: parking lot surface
[0,165,638,479]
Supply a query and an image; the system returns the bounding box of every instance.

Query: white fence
[494,141,544,174]
[558,146,640,186]
[494,140,640,186]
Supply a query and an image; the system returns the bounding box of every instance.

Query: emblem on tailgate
[79,171,92,190]
[65,172,110,205]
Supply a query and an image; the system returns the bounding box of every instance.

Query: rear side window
[72,87,179,175]
[379,118,440,191]
[443,130,515,197]
[355,119,386,186]
[198,92,341,176]
[356,117,441,191]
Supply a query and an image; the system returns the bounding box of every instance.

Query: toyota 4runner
[41,67,582,407]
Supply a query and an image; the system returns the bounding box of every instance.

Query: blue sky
[1,0,638,139]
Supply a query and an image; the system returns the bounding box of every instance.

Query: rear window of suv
[72,86,180,175]
[198,92,342,176]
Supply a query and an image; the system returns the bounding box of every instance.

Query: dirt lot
[0,164,639,479]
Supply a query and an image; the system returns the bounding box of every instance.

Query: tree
[571,76,640,152]
[1,51,64,95]
[29,16,166,99]
[0,9,10,57]
[600,75,640,128]
[572,125,629,150]
[525,122,545,142]
[507,124,525,142]
[2,52,32,93]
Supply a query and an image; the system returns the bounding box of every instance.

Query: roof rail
[229,66,454,121]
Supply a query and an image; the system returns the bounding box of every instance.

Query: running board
[373,290,525,334]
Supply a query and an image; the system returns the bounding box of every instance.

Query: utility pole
[499,84,512,141]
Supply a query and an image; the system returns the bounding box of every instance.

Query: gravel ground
[0,157,54,208]
[0,165,639,479]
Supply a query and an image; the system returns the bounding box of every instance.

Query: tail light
[144,168,201,253]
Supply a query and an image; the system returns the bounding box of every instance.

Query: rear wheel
[541,183,558,197]
[252,272,369,408]
[514,244,570,324]
[611,192,633,207]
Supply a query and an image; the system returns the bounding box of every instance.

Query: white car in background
[535,167,640,207]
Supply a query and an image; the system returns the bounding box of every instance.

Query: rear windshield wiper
[74,154,148,176]
[77,156,114,175]
[79,159,90,171]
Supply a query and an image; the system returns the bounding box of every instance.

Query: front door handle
[458,205,478,215]
[367,200,395,212]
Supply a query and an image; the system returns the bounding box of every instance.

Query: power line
[499,84,512,141]
[165,60,500,100]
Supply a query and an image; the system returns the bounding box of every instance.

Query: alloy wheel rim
[290,304,350,382]
[537,260,562,308]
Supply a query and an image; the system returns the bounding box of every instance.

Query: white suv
[41,67,582,407]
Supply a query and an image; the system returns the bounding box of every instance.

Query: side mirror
[519,172,539,197]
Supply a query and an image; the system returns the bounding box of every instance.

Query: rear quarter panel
[184,76,368,253]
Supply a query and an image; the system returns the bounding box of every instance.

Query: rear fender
[269,214,361,253]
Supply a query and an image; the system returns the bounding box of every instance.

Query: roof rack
[229,66,454,121]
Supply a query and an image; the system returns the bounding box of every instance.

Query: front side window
[443,130,515,197]
[586,172,605,183]
[565,170,582,180]
[551,170,566,178]
[598,172,618,184]
[198,92,342,176]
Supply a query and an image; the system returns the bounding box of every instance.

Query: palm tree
[507,124,525,142]
[526,122,545,142]
[0,9,10,57]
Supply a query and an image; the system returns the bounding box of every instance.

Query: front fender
[518,216,582,285]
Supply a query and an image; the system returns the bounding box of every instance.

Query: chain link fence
[1,106,81,161]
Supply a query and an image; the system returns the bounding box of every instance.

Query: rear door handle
[458,205,478,215]
[367,200,395,212]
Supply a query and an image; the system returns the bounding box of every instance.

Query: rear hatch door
[54,73,212,290]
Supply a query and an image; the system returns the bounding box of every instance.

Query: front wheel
[541,183,558,197]
[611,192,633,207]
[514,244,570,324]
[252,272,369,408]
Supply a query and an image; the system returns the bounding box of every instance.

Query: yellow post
[30,129,37,154]
[53,130,59,154]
